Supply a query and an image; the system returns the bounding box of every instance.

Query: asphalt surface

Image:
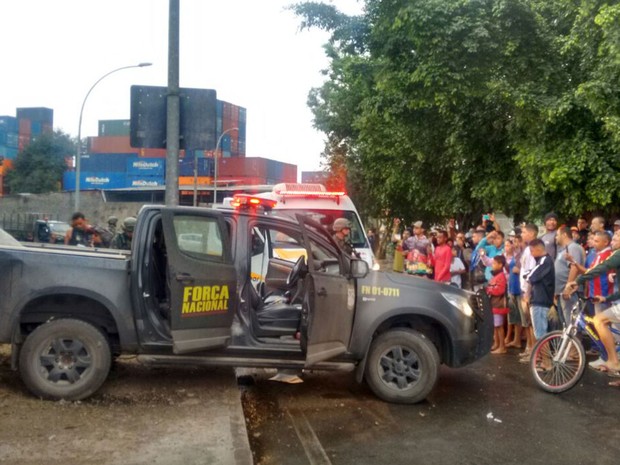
[240,349,620,465]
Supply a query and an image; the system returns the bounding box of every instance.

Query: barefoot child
[486,255,510,354]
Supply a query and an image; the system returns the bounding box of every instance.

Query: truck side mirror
[350,259,369,279]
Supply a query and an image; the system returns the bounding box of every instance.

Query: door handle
[317,287,327,297]
[175,272,194,282]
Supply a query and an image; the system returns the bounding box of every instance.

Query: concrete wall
[0,191,153,230]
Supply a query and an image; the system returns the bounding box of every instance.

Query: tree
[5,131,74,194]
[293,0,620,224]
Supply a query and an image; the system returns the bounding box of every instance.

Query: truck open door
[298,215,355,366]
[161,210,237,354]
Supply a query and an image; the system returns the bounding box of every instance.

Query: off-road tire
[19,319,111,400]
[365,328,440,404]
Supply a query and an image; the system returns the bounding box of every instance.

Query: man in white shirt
[518,223,539,359]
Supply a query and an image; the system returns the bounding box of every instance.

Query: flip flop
[609,380,620,387]
[607,370,620,378]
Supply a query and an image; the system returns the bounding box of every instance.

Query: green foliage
[6,131,74,194]
[294,0,620,225]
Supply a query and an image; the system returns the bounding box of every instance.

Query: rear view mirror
[350,259,369,279]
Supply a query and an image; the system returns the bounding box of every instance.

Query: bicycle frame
[555,297,620,364]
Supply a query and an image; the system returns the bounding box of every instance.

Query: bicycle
[530,293,620,393]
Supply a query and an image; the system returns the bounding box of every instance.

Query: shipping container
[0,159,14,172]
[5,147,18,159]
[0,116,18,133]
[17,107,53,124]
[89,136,138,154]
[62,171,127,191]
[80,153,135,172]
[127,157,166,176]
[138,148,167,158]
[6,132,18,148]
[99,119,131,137]
[126,175,166,188]
[31,121,42,135]
[18,118,31,135]
[179,176,212,185]
[178,157,213,176]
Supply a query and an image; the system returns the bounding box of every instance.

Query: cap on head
[333,218,352,232]
[614,220,620,227]
[413,221,423,228]
[544,212,558,222]
[121,217,137,233]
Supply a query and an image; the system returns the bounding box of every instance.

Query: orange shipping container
[179,176,212,185]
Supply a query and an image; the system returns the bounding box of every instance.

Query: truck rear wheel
[19,319,111,401]
[365,329,440,404]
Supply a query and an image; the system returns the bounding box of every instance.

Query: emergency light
[231,194,277,210]
[272,183,345,204]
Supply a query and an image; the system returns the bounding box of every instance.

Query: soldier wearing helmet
[111,217,136,250]
[332,218,356,257]
[107,216,119,235]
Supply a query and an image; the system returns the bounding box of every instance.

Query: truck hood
[366,270,470,297]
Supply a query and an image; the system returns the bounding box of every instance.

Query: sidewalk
[0,351,253,465]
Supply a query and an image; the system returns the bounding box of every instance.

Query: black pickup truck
[0,205,492,403]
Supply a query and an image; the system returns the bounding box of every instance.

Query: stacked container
[0,116,19,160]
[16,107,53,150]
[218,157,296,185]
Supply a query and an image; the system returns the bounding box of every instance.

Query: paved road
[241,350,620,465]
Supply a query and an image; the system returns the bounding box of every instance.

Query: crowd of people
[390,213,620,388]
[64,212,136,250]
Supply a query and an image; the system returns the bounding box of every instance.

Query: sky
[0,0,363,175]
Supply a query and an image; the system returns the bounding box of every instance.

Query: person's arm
[64,227,72,245]
[528,257,553,284]
[576,250,620,285]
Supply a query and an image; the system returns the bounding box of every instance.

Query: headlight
[441,292,473,317]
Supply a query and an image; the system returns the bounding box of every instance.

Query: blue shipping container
[178,157,213,176]
[0,116,18,133]
[126,175,165,188]
[126,157,165,176]
[80,153,135,172]
[62,171,127,191]
[6,133,18,148]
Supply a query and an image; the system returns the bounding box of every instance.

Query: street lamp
[74,62,152,211]
[194,127,238,206]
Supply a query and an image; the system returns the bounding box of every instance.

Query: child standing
[486,255,510,354]
[450,246,466,288]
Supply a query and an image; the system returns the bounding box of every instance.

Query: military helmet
[121,216,137,233]
[107,216,119,225]
[333,218,352,232]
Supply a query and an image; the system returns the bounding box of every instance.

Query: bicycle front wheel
[530,330,586,393]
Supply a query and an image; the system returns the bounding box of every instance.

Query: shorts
[602,304,620,324]
[507,294,521,325]
[493,314,505,327]
[519,297,531,328]
[531,305,550,340]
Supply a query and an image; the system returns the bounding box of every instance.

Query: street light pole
[74,62,152,212]
[211,127,238,206]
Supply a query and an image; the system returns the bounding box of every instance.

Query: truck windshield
[275,209,369,249]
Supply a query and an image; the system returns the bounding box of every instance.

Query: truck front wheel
[365,329,440,404]
[19,319,111,401]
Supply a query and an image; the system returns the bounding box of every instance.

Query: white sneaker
[588,357,606,369]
